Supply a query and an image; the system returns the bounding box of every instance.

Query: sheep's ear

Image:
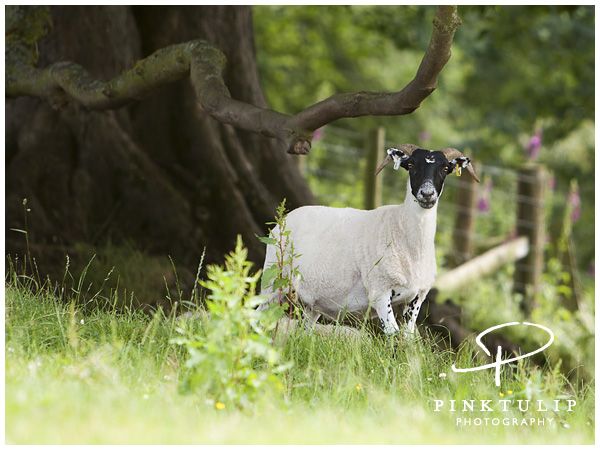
[388,148,411,171]
[447,157,470,177]
[374,145,415,176]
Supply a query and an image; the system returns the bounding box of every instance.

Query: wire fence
[300,125,584,304]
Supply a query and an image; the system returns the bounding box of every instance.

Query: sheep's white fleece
[260,181,438,333]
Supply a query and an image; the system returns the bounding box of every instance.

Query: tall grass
[5,248,594,445]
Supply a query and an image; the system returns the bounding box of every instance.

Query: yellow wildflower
[215,402,226,410]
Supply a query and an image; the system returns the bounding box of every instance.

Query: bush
[172,236,291,412]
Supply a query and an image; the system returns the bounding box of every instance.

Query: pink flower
[477,178,493,213]
[526,128,543,160]
[418,131,432,142]
[478,197,490,213]
[312,127,324,142]
[567,183,581,223]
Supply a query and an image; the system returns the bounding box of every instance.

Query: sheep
[258,144,479,335]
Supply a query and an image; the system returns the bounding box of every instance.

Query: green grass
[5,258,595,445]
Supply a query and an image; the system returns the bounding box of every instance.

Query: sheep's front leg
[374,293,400,335]
[402,291,427,333]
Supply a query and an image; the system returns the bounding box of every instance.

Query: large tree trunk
[7,5,462,310]
[6,6,315,306]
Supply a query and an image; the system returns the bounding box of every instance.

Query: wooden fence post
[514,164,547,313]
[448,163,480,268]
[364,127,385,210]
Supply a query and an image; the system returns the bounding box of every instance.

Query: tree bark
[6,6,314,307]
[7,6,462,155]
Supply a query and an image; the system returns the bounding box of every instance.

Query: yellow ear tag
[456,163,462,177]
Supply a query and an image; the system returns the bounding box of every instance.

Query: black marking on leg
[406,301,424,328]
[403,295,420,321]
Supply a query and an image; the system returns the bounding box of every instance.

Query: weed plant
[171,236,290,412]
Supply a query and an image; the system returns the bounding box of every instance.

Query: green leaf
[272,278,288,291]
[261,264,281,290]
[255,234,277,245]
[291,270,305,281]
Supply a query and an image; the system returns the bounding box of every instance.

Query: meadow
[5,5,595,446]
[5,240,594,445]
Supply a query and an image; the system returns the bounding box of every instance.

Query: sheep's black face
[383,147,472,209]
[401,149,454,209]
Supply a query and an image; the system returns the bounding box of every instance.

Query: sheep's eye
[407,163,414,169]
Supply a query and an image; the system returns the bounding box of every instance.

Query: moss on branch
[5,5,461,154]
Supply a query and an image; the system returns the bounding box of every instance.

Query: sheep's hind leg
[301,307,320,332]
[402,292,426,334]
[257,288,277,312]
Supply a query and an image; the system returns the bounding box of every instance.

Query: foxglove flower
[526,128,543,160]
[312,127,324,142]
[418,131,432,143]
[567,181,581,223]
[477,177,493,213]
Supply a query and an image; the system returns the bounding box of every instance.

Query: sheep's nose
[420,188,435,199]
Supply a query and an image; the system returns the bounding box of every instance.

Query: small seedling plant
[256,200,303,343]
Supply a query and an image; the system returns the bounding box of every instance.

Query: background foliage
[253,4,595,383]
[253,5,594,271]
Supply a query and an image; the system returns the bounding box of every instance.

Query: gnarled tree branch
[6,5,461,154]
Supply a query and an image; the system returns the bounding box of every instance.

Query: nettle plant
[172,236,291,412]
[257,200,304,335]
